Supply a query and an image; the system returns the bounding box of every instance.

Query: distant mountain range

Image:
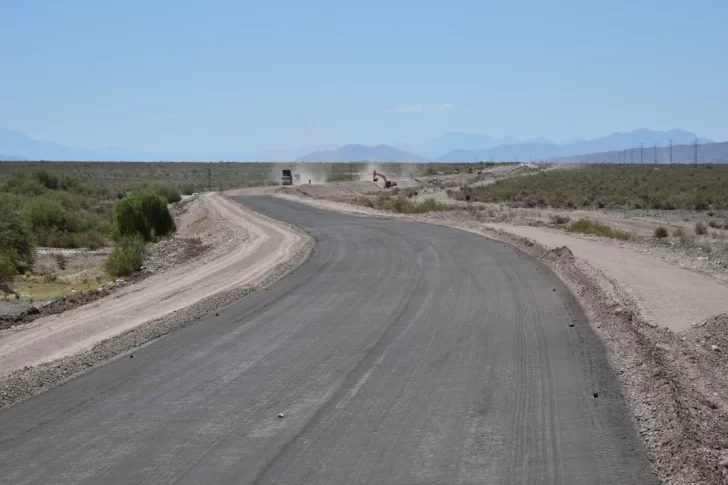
[0,126,722,162]
[296,144,428,162]
[436,129,714,161]
[0,127,333,162]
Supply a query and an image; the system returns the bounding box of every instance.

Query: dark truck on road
[281,169,293,185]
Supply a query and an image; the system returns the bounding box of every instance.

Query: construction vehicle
[454,168,460,174]
[281,169,293,185]
[373,170,397,188]
[467,167,473,174]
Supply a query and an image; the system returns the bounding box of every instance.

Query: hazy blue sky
[1,0,726,152]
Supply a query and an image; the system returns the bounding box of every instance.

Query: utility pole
[207,168,212,192]
[640,143,643,164]
[630,149,633,164]
[694,139,699,166]
[654,143,657,164]
[669,140,673,164]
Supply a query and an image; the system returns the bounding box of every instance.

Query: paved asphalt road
[0,196,657,484]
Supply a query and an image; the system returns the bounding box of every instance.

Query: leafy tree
[112,192,176,242]
[0,208,35,272]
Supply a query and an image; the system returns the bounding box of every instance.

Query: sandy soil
[484,223,728,332]
[0,193,305,376]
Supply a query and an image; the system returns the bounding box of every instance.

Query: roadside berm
[0,193,313,408]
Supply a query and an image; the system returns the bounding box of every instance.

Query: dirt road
[0,194,303,375]
[0,196,656,484]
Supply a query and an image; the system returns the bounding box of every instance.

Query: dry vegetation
[452,164,728,210]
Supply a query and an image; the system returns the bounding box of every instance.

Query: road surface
[0,196,656,484]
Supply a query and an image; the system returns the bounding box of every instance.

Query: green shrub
[568,219,633,240]
[52,253,68,270]
[708,220,721,229]
[0,247,18,292]
[0,208,35,271]
[112,192,176,242]
[153,184,182,203]
[695,222,708,235]
[105,236,147,277]
[653,226,669,238]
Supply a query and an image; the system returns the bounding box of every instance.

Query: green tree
[0,208,35,272]
[0,247,18,294]
[112,192,176,242]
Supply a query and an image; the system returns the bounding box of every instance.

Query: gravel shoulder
[0,193,312,399]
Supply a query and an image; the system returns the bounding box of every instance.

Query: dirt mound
[547,245,574,260]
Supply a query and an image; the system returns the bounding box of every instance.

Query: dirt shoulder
[273,190,728,484]
[0,193,313,403]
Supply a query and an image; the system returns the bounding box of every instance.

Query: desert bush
[673,227,694,246]
[153,184,182,203]
[568,219,633,240]
[52,253,68,270]
[180,183,196,195]
[708,220,721,229]
[105,235,147,277]
[112,192,176,242]
[42,272,58,283]
[695,222,708,235]
[653,226,669,238]
[354,197,374,208]
[549,214,571,225]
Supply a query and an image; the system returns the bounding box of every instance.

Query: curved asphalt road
[0,196,656,484]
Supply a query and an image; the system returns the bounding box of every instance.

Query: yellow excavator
[373,170,397,188]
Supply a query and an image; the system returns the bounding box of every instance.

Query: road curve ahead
[0,196,656,484]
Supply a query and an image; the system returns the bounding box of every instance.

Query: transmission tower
[630,149,633,164]
[640,143,643,164]
[654,143,657,164]
[669,140,673,164]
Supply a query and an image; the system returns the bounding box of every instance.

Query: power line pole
[630,148,633,164]
[654,143,657,164]
[669,140,673,164]
[640,143,643,164]
[694,139,699,166]
[207,168,212,192]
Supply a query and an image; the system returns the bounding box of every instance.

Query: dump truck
[281,169,293,185]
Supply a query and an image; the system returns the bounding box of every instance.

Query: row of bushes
[355,195,456,214]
